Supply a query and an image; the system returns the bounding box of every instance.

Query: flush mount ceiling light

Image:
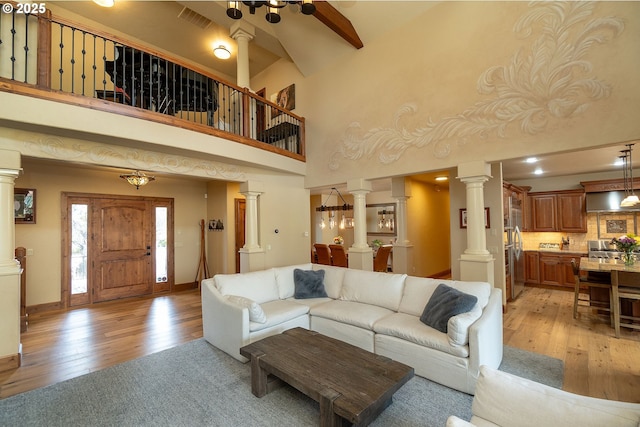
[92,0,115,7]
[227,1,316,24]
[120,170,155,190]
[213,45,231,60]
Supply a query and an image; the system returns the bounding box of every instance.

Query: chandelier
[316,187,353,230]
[620,144,639,207]
[120,170,155,190]
[227,1,316,24]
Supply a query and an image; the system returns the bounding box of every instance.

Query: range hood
[586,191,640,212]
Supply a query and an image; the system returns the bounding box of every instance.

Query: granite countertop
[530,248,588,254]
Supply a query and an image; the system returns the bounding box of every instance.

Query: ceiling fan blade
[312,1,363,49]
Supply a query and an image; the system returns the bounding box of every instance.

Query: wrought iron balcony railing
[0,3,305,161]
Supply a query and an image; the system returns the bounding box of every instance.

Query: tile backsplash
[522,212,640,253]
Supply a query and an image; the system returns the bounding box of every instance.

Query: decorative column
[230,22,256,138]
[457,161,495,284]
[239,181,265,273]
[391,177,413,274]
[347,178,373,271]
[0,149,22,372]
[230,22,255,89]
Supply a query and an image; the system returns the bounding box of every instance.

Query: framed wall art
[271,84,295,118]
[460,207,490,229]
[14,188,36,224]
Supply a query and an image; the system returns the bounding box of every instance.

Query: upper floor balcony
[0,3,305,163]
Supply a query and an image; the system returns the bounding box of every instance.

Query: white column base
[0,264,21,365]
[459,254,495,285]
[239,248,265,273]
[391,244,414,274]
[347,246,373,271]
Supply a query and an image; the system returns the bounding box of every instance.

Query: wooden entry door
[91,198,153,302]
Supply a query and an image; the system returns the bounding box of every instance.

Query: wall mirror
[366,203,396,236]
[14,188,36,224]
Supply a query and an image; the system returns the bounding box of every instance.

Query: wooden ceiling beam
[312,1,363,49]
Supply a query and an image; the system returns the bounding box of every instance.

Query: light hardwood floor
[1,286,639,403]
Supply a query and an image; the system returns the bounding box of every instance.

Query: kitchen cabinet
[532,251,585,288]
[524,251,540,284]
[528,190,586,232]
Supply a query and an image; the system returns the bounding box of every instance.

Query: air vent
[177,6,212,30]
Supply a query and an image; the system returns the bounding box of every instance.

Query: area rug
[0,340,563,427]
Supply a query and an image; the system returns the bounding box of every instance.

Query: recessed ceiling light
[435,176,448,181]
[534,168,544,175]
[525,157,538,164]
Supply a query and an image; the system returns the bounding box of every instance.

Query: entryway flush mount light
[120,170,155,190]
[93,0,115,7]
[213,45,231,60]
[226,1,316,24]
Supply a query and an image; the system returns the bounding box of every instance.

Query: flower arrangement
[611,234,640,253]
[333,236,344,245]
[371,239,383,248]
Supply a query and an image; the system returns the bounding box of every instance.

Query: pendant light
[621,144,639,207]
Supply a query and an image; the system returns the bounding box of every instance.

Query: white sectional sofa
[201,263,503,394]
[446,366,640,427]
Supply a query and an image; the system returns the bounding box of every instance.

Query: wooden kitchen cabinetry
[528,190,586,232]
[524,251,540,284]
[537,252,585,288]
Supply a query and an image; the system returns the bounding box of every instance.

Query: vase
[622,251,635,266]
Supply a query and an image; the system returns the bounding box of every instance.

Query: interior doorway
[62,193,174,307]
[234,198,246,273]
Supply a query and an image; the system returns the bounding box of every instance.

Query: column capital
[347,178,372,193]
[456,161,492,182]
[230,22,255,41]
[239,180,264,195]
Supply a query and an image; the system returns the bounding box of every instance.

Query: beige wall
[252,1,640,191]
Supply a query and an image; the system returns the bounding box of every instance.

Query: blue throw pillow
[293,269,327,299]
[420,283,478,333]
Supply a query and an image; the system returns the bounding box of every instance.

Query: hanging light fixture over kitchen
[620,144,639,207]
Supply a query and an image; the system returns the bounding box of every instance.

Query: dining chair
[313,243,332,266]
[611,269,640,338]
[328,244,348,267]
[570,258,613,323]
[373,245,393,272]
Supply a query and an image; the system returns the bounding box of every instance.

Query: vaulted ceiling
[50,1,438,82]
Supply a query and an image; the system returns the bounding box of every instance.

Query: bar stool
[611,269,640,338]
[571,258,613,324]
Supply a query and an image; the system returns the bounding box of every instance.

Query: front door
[92,198,153,302]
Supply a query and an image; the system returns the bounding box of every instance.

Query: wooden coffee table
[239,327,414,427]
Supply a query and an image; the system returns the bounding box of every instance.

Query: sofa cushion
[399,277,492,317]
[214,269,279,304]
[311,264,346,299]
[340,270,406,311]
[249,300,309,332]
[226,295,267,323]
[448,305,483,346]
[311,300,394,330]
[274,263,314,299]
[374,312,470,358]
[294,269,328,299]
[420,284,478,333]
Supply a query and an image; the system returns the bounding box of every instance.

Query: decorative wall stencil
[329,2,624,170]
[21,136,245,181]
